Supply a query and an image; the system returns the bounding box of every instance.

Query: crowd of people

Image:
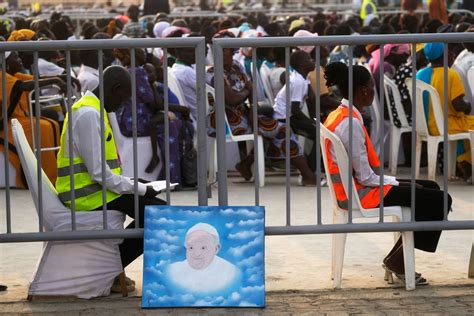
[0,2,473,292]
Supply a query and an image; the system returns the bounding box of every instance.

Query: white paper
[148,181,179,194]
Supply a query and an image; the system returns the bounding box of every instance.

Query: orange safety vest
[324,106,392,210]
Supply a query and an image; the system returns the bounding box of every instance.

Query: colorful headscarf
[293,30,318,54]
[423,42,444,61]
[368,43,410,73]
[8,29,35,42]
[153,21,170,38]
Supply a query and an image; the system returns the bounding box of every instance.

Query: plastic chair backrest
[205,84,231,137]
[11,119,67,231]
[383,75,410,128]
[468,66,474,104]
[319,122,364,212]
[259,63,275,105]
[407,78,445,137]
[167,69,186,106]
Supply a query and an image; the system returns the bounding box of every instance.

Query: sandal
[382,264,429,286]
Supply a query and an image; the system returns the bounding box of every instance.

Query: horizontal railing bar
[266,221,474,235]
[0,38,205,52]
[213,33,474,48]
[2,220,474,243]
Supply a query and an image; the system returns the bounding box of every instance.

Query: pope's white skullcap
[185,222,220,245]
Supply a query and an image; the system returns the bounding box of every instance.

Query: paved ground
[1,168,473,314]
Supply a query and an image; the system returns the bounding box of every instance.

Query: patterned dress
[206,61,302,159]
[116,66,184,183]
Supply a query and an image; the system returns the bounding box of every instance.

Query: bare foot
[235,162,252,181]
[145,156,160,173]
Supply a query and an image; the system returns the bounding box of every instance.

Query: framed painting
[142,206,265,308]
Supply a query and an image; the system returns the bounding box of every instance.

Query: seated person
[417,42,474,181]
[324,61,451,285]
[207,31,316,185]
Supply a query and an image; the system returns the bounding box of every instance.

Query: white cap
[185,222,220,246]
[112,33,128,40]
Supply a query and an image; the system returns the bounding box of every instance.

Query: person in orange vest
[323,62,452,286]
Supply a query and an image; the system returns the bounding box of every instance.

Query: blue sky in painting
[142,206,265,308]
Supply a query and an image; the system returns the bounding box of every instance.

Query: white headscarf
[153,21,170,38]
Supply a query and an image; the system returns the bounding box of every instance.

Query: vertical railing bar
[379,44,385,223]
[33,51,43,232]
[348,46,353,224]
[65,50,77,230]
[130,48,139,227]
[98,49,107,229]
[196,40,208,206]
[410,43,417,222]
[251,47,259,206]
[315,45,322,225]
[2,52,11,233]
[213,42,228,206]
[163,48,171,204]
[442,42,449,220]
[285,46,291,226]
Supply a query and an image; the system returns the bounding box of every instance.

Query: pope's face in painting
[185,230,220,270]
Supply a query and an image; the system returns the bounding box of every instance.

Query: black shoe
[0,284,7,291]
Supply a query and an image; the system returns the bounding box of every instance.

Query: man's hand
[144,185,160,198]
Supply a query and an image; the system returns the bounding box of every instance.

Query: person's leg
[145,114,164,174]
[290,115,317,172]
[382,185,451,273]
[291,155,316,185]
[101,194,166,268]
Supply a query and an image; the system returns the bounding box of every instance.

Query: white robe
[167,256,239,293]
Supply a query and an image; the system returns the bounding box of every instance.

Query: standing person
[428,0,448,24]
[122,5,145,38]
[360,0,378,26]
[55,66,166,292]
[323,62,451,285]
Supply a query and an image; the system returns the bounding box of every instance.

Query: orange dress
[0,72,59,188]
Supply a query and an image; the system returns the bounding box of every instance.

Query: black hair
[312,20,328,36]
[264,22,283,37]
[324,62,371,99]
[400,14,419,33]
[335,24,352,36]
[424,19,443,33]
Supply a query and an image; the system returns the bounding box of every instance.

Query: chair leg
[415,137,423,178]
[332,210,347,289]
[427,139,439,181]
[257,136,265,187]
[448,141,457,180]
[401,231,416,291]
[119,271,128,297]
[390,129,402,175]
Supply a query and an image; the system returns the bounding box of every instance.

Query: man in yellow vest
[56,65,165,291]
[360,0,378,26]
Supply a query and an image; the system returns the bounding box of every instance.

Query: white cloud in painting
[179,209,212,217]
[241,285,264,293]
[145,282,166,291]
[229,236,263,257]
[239,251,263,267]
[145,265,163,278]
[151,217,186,225]
[150,229,179,242]
[239,301,258,307]
[228,230,260,240]
[237,218,264,226]
[225,222,234,229]
[220,208,259,218]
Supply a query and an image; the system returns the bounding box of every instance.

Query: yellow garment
[289,19,305,33]
[8,29,35,42]
[308,66,329,96]
[0,72,59,187]
[360,0,378,21]
[428,67,474,163]
[56,95,121,211]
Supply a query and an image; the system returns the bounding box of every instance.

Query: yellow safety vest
[56,95,121,211]
[360,0,378,21]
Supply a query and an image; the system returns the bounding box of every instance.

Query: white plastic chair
[11,118,125,299]
[108,113,161,182]
[383,75,412,175]
[406,79,473,181]
[369,86,390,157]
[0,152,16,188]
[207,84,265,187]
[468,67,474,115]
[319,122,416,291]
[259,63,275,106]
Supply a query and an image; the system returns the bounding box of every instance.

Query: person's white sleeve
[290,79,306,103]
[337,118,399,187]
[73,110,147,195]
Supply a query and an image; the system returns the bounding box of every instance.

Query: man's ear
[215,244,221,254]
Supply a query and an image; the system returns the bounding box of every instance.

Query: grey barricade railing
[212,33,474,236]
[0,37,208,243]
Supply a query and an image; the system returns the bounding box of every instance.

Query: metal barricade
[212,33,474,236]
[0,37,208,243]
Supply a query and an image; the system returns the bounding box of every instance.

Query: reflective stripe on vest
[55,94,122,211]
[360,0,378,20]
[324,105,392,210]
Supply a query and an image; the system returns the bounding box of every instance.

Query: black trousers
[382,179,452,253]
[95,194,166,268]
[289,115,318,172]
